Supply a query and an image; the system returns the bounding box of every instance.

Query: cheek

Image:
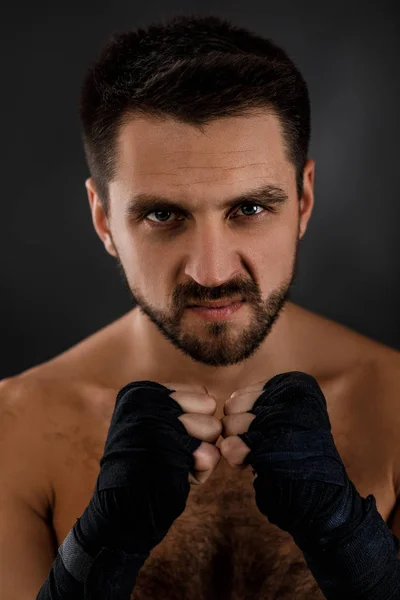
[256,220,298,285]
[116,233,171,302]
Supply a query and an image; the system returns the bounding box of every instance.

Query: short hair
[80,14,311,214]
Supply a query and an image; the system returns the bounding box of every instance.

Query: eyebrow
[124,184,289,217]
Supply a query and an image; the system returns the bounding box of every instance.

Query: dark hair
[80,14,311,214]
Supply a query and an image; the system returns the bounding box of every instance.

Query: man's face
[90,111,314,367]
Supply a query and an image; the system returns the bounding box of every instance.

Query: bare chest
[49,390,397,600]
[131,462,326,600]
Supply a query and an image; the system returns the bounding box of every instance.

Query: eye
[146,210,178,224]
[145,203,268,225]
[236,203,265,217]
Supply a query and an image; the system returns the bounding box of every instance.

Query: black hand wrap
[238,371,400,599]
[37,381,202,599]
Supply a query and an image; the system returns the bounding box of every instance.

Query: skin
[86,109,315,485]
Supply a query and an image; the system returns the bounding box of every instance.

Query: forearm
[236,373,400,600]
[37,380,196,599]
[298,494,400,600]
[37,523,148,600]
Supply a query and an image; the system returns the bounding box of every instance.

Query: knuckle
[205,394,217,412]
[171,392,217,415]
[224,397,243,415]
[214,417,223,435]
[223,397,234,414]
[178,413,222,440]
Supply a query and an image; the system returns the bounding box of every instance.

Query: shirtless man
[1,14,400,600]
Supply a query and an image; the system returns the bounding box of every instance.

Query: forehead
[111,111,294,202]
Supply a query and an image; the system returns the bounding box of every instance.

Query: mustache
[177,283,258,306]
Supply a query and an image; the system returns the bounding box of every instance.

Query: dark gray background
[1,1,399,380]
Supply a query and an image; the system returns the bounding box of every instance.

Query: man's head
[81,15,315,368]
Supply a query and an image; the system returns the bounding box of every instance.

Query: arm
[36,380,206,599]
[238,372,400,600]
[0,494,57,599]
[0,378,57,599]
[0,377,144,600]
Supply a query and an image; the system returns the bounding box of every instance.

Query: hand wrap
[37,381,201,599]
[238,371,400,599]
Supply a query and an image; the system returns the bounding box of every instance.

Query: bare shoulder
[291,305,400,466]
[0,374,57,521]
[0,311,135,520]
[289,302,400,376]
[30,309,136,390]
[288,302,400,418]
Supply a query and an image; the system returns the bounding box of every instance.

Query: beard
[114,239,300,368]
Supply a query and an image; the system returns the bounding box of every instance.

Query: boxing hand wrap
[238,372,400,599]
[37,381,201,599]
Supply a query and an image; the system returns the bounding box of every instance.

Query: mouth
[188,298,245,308]
[187,300,245,320]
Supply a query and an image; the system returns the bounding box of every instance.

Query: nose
[183,219,242,288]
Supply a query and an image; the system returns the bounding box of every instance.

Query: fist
[161,382,222,485]
[219,371,349,540]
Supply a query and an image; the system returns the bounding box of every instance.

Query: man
[1,14,400,600]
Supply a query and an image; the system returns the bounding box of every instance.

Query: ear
[298,159,315,240]
[85,178,117,257]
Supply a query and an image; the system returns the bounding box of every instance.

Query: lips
[189,298,244,308]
